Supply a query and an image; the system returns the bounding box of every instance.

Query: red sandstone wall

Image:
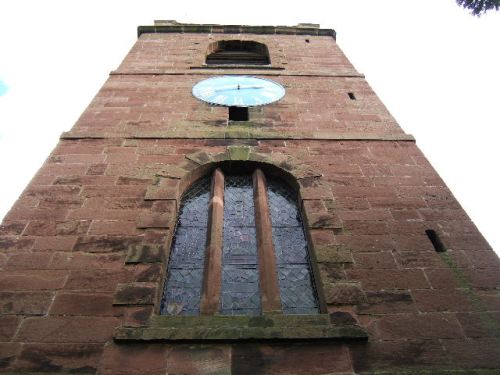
[68,74,404,138]
[117,34,358,75]
[0,28,499,374]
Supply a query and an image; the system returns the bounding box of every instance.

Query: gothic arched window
[206,40,270,65]
[160,168,319,316]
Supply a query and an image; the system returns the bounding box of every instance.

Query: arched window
[206,40,270,65]
[160,167,318,316]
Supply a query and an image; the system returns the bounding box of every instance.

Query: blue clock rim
[192,75,285,107]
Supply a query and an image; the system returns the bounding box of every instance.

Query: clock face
[192,76,285,107]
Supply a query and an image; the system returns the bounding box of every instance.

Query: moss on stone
[125,244,163,264]
[228,146,251,160]
[156,165,189,179]
[247,316,275,328]
[439,252,500,338]
[314,245,353,264]
[115,313,368,342]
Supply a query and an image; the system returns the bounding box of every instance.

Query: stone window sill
[114,314,368,342]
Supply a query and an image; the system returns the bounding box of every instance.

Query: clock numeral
[213,95,227,104]
[197,88,215,99]
[233,96,244,106]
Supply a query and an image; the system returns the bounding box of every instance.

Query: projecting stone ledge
[138,21,336,39]
[114,314,368,342]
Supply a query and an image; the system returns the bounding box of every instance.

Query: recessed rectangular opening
[229,106,249,121]
[348,92,356,100]
[426,229,446,252]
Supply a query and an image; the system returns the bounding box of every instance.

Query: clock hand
[214,85,264,92]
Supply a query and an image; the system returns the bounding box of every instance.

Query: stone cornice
[60,131,415,142]
[138,23,336,40]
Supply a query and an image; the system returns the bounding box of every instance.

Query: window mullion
[200,168,225,315]
[253,169,282,313]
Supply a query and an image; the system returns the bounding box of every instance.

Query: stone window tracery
[160,167,319,316]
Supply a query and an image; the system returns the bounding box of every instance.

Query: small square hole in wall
[229,106,249,121]
[348,92,356,100]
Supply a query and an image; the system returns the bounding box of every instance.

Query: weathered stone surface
[0,291,53,315]
[300,187,334,200]
[329,311,358,325]
[99,342,167,375]
[377,313,464,340]
[14,343,103,374]
[166,345,231,375]
[313,245,353,263]
[0,315,21,341]
[50,251,124,272]
[123,306,154,327]
[0,221,27,235]
[185,151,213,165]
[412,289,475,313]
[231,343,353,375]
[144,185,179,200]
[24,220,91,236]
[150,314,329,328]
[156,165,189,179]
[64,269,127,292]
[318,263,347,283]
[50,293,117,316]
[115,324,368,341]
[350,339,450,373]
[347,269,430,291]
[5,252,53,269]
[113,282,156,305]
[73,235,142,253]
[125,244,164,263]
[228,145,251,160]
[306,213,342,229]
[0,342,21,371]
[0,271,67,291]
[15,316,120,343]
[115,314,367,341]
[443,337,500,369]
[323,282,367,305]
[357,290,417,314]
[353,251,398,269]
[137,212,175,228]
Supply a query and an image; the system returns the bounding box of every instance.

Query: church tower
[1,21,499,374]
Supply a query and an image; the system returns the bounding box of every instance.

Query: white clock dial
[192,76,285,107]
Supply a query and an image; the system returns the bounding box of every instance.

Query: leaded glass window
[222,175,260,315]
[160,168,319,316]
[268,178,319,314]
[160,176,211,315]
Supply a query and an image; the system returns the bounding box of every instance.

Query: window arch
[160,167,319,316]
[206,40,270,65]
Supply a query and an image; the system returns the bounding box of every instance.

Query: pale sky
[0,1,499,255]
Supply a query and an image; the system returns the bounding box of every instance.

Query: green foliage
[456,0,500,16]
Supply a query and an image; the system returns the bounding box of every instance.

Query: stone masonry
[0,22,499,374]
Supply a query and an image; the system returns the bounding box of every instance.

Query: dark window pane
[221,175,261,315]
[267,178,319,314]
[206,40,270,65]
[160,177,211,315]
